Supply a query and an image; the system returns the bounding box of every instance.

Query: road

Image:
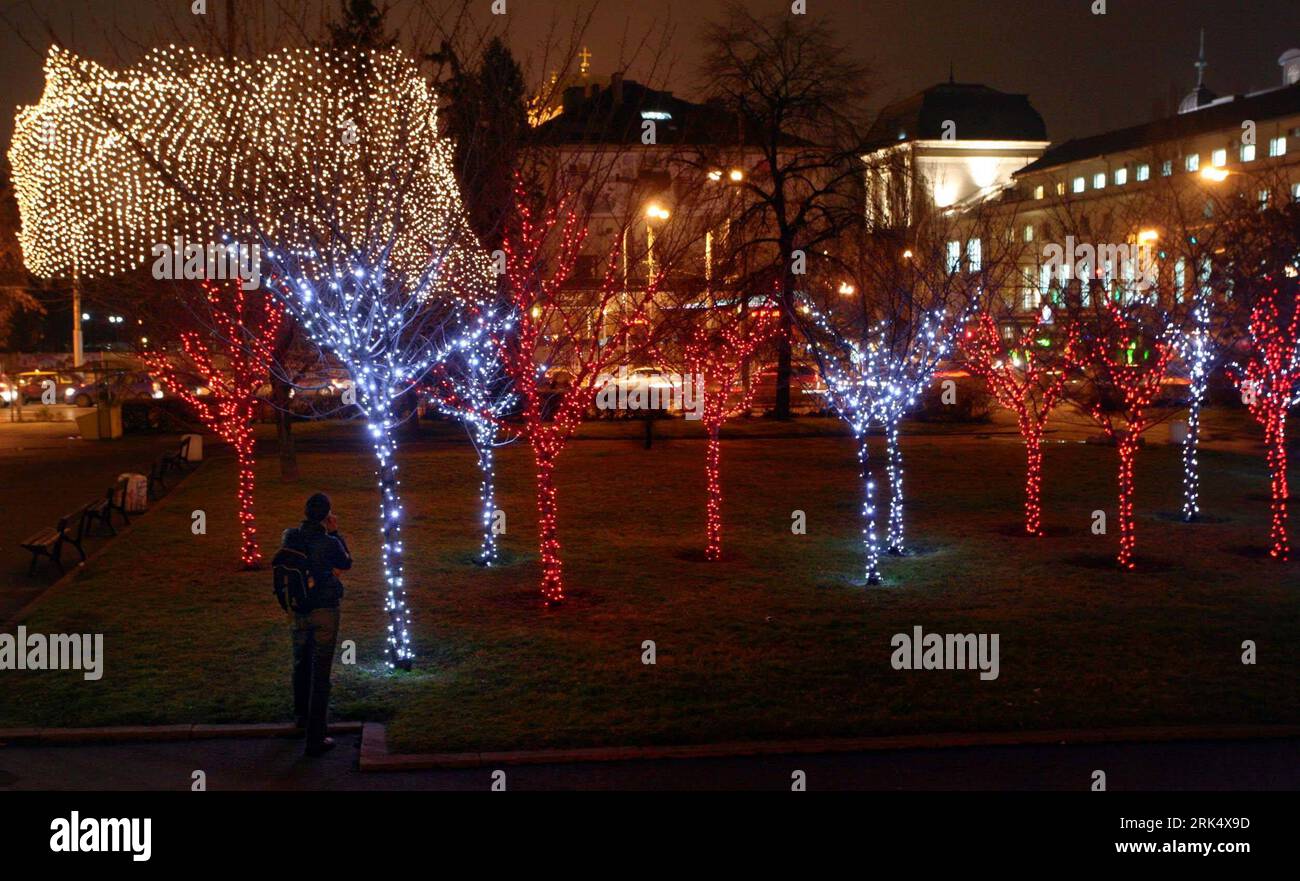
[1,734,1296,790]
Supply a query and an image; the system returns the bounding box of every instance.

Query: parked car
[736,363,828,415]
[294,370,353,398]
[596,366,685,416]
[15,370,84,405]
[70,369,218,407]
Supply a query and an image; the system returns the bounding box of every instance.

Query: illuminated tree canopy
[9,44,490,293]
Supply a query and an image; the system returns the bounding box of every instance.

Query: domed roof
[1179,83,1219,114]
[866,82,1047,149]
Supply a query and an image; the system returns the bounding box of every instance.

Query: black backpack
[272,543,314,612]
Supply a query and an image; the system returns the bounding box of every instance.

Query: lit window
[1021,267,1038,310]
[1056,180,1066,196]
[1161,160,1173,177]
[946,241,961,273]
[1241,143,1256,162]
[1114,167,1128,186]
[967,238,982,271]
[1034,185,1045,200]
[1292,182,1300,201]
[1093,172,1106,189]
[1072,176,1086,194]
[1024,224,1034,242]
[1211,148,1227,167]
[1269,137,1287,157]
[1175,257,1186,301]
[1185,153,1200,172]
[1136,163,1150,181]
[1259,189,1271,209]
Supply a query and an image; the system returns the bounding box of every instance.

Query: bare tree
[699,1,871,418]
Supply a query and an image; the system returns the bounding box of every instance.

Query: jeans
[291,607,340,747]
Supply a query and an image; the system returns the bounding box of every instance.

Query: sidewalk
[2,734,1297,791]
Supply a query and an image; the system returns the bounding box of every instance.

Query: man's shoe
[304,737,336,757]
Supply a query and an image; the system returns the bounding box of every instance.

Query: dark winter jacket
[281,521,353,610]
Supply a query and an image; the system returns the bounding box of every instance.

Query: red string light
[502,180,663,604]
[1065,303,1173,570]
[143,280,283,569]
[682,309,778,560]
[963,313,1076,537]
[1227,284,1299,562]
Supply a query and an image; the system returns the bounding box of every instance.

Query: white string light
[10,45,496,670]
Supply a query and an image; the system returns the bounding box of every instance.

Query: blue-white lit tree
[799,209,1010,582]
[10,45,494,669]
[805,306,960,583]
[425,304,518,566]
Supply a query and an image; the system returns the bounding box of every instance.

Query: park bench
[20,504,91,576]
[146,458,169,501]
[84,478,131,536]
[160,435,195,477]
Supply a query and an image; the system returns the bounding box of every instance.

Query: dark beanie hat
[305,493,332,523]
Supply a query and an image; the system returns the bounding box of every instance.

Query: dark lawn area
[1,416,1297,754]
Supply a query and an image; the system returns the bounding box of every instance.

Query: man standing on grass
[279,492,352,757]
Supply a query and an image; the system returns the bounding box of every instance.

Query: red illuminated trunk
[1023,430,1044,537]
[532,445,564,604]
[1115,434,1140,570]
[705,423,723,561]
[1265,416,1290,561]
[234,429,261,569]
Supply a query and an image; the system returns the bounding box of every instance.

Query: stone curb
[357,723,1300,772]
[0,721,363,746]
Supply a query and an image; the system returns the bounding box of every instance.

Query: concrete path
[2,734,1296,791]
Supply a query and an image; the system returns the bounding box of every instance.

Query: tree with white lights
[802,214,1004,580]
[425,303,518,566]
[10,45,493,668]
[805,303,960,583]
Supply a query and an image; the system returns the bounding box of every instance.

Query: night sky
[3,0,1300,155]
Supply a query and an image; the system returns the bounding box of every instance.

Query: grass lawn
[3,415,1297,754]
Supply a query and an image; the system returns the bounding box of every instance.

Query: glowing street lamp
[1200,166,1230,183]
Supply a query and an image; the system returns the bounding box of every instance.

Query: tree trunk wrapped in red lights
[1065,302,1173,570]
[680,309,778,560]
[501,185,667,604]
[1227,288,1300,562]
[963,312,1077,536]
[143,280,283,568]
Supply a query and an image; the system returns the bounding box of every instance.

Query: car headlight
[64,388,76,399]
